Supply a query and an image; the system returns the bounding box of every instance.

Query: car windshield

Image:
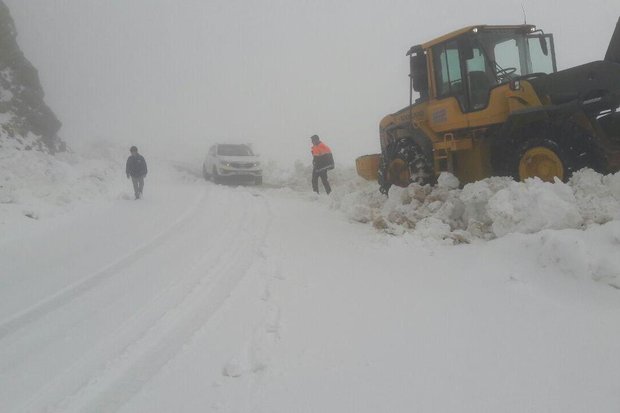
[217,144,253,156]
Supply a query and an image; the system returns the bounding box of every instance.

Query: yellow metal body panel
[465,81,544,128]
[503,81,545,114]
[434,133,473,151]
[427,97,469,131]
[382,82,543,132]
[452,139,493,184]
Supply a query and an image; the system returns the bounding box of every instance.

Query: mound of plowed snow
[329,169,620,243]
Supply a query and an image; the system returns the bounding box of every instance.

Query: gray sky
[5,0,620,164]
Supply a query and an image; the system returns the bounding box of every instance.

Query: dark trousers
[312,169,331,194]
[131,176,145,198]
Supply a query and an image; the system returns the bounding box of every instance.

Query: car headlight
[219,160,231,167]
[253,162,260,167]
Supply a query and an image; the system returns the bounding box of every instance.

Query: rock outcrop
[0,0,63,152]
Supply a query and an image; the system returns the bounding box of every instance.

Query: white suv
[203,144,262,185]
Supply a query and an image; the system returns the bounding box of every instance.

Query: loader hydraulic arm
[529,18,620,112]
[605,17,620,63]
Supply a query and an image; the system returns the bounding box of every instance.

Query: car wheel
[202,164,209,180]
[212,167,221,184]
[255,176,263,186]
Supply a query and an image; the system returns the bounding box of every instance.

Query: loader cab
[412,25,557,113]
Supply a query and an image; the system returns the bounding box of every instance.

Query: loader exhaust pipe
[605,17,620,63]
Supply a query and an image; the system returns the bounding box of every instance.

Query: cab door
[427,39,470,133]
[526,34,557,73]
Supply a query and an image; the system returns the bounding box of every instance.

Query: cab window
[494,38,523,76]
[465,47,495,111]
[433,40,464,99]
[527,36,555,74]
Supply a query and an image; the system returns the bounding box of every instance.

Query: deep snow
[1,148,619,412]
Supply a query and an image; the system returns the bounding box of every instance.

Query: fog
[5,0,619,165]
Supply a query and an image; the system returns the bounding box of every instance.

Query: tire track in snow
[18,188,272,412]
[70,191,272,413]
[0,188,208,341]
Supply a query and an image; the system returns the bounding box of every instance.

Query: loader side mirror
[410,51,428,95]
[539,36,549,56]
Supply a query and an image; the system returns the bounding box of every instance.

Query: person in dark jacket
[126,146,148,199]
[310,135,334,194]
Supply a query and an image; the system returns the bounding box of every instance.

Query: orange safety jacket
[311,141,335,172]
[311,142,332,156]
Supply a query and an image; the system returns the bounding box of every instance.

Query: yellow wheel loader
[363,19,620,194]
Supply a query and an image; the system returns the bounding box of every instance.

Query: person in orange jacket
[310,134,334,194]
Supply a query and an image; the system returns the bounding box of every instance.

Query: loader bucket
[605,17,620,63]
[356,154,381,180]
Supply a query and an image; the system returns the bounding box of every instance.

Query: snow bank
[487,178,583,237]
[259,162,620,242]
[262,160,312,191]
[262,159,359,192]
[0,138,216,234]
[328,169,620,243]
[499,220,620,289]
[0,141,126,227]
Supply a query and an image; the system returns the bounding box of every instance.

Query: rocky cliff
[0,0,63,152]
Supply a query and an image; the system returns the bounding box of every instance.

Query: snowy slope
[1,153,619,412]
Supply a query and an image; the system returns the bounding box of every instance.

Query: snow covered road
[1,166,620,412]
[1,173,273,411]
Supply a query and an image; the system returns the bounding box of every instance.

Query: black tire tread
[379,138,434,194]
[494,121,604,181]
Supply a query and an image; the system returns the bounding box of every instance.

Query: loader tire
[382,139,434,192]
[516,139,568,182]
[378,154,390,194]
[513,122,603,182]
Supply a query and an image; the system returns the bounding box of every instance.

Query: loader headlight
[509,79,521,91]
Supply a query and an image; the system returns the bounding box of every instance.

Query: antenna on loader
[521,2,527,24]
